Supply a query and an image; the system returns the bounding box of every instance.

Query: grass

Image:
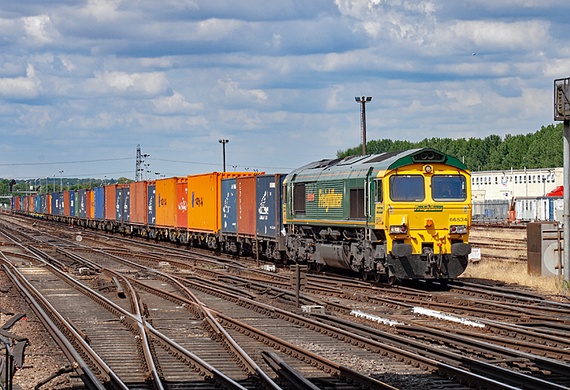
[461,260,568,296]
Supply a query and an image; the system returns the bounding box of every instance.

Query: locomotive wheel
[372,271,383,283]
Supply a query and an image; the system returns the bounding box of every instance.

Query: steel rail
[0,257,122,390]
[175,274,554,389]
[397,324,570,377]
[117,265,283,390]
[4,241,249,390]
[215,311,478,390]
[260,350,327,390]
[116,273,165,390]
[57,246,270,390]
[316,314,568,390]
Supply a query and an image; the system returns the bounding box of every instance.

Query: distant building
[471,167,563,202]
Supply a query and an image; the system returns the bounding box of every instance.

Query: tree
[336,122,564,171]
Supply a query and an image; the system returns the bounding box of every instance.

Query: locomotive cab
[380,165,471,280]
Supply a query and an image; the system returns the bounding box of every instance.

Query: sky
[1,0,570,182]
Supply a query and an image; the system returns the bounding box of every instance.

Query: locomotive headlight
[390,224,408,234]
[449,225,468,234]
[424,165,433,173]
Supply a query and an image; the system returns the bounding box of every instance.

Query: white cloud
[219,76,268,103]
[152,92,203,114]
[475,0,567,8]
[84,0,123,22]
[0,64,41,99]
[437,89,482,108]
[196,18,243,40]
[544,59,570,79]
[89,71,170,96]
[21,15,58,45]
[0,0,569,179]
[334,0,436,41]
[449,20,550,50]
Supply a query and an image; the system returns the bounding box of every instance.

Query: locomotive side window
[374,179,383,203]
[293,183,306,214]
[432,175,466,201]
[389,175,425,201]
[350,188,365,219]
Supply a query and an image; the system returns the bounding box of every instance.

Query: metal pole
[563,120,570,294]
[295,265,301,309]
[355,96,372,156]
[219,139,229,172]
[361,98,367,155]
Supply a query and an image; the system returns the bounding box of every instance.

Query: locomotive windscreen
[390,175,425,201]
[432,175,467,201]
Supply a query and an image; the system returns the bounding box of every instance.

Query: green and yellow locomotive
[283,148,472,282]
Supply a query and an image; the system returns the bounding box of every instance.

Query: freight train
[10,148,472,283]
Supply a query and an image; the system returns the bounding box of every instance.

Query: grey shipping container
[78,190,87,218]
[256,174,284,239]
[69,191,75,216]
[116,187,130,222]
[221,178,238,233]
[147,184,156,226]
[51,192,64,216]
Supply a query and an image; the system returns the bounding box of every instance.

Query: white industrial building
[470,167,564,222]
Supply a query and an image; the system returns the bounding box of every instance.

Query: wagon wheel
[361,269,370,281]
[236,243,243,257]
[314,262,325,273]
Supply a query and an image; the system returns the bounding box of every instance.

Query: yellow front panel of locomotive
[373,163,471,255]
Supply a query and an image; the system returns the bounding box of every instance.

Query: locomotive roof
[287,148,467,181]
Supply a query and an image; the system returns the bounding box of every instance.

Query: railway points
[1,214,569,389]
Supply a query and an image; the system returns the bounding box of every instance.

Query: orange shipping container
[104,185,117,221]
[236,176,257,236]
[156,177,178,227]
[87,190,95,219]
[64,191,71,216]
[187,172,262,234]
[46,194,52,215]
[130,181,148,225]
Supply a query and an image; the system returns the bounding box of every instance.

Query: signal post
[290,264,307,308]
[554,78,570,293]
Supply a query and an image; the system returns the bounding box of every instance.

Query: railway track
[1,214,569,389]
[469,225,528,262]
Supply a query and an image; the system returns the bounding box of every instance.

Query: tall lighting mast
[219,139,229,172]
[355,96,372,155]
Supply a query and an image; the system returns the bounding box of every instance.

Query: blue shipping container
[221,178,238,233]
[51,192,64,216]
[94,187,105,219]
[147,184,156,226]
[256,174,284,238]
[34,194,41,213]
